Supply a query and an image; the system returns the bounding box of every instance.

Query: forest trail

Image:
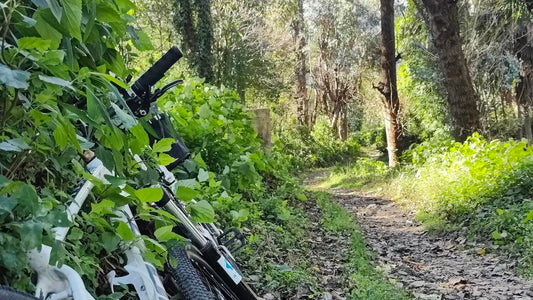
[304,171,533,300]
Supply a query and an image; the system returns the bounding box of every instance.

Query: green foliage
[274,117,361,169]
[396,1,451,142]
[388,133,533,272]
[0,0,169,293]
[319,158,391,190]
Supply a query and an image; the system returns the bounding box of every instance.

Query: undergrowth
[319,134,533,275]
[315,191,411,299]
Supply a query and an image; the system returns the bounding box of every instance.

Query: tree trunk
[193,0,214,83]
[294,0,308,126]
[420,0,481,142]
[377,0,401,167]
[173,0,196,54]
[515,23,533,141]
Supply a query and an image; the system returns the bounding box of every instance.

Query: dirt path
[304,173,533,300]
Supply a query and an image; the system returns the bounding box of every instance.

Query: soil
[303,171,533,300]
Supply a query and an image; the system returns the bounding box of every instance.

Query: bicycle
[0,46,259,300]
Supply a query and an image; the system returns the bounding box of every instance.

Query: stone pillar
[252,108,272,149]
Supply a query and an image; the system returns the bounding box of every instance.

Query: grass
[239,189,411,299]
[312,135,533,277]
[314,191,412,300]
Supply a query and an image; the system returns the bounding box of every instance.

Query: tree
[376,0,401,167]
[293,0,309,126]
[419,0,481,141]
[173,0,214,82]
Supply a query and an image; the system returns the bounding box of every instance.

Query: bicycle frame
[25,45,256,300]
[27,154,168,300]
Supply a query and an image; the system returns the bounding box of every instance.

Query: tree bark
[515,23,533,141]
[377,0,401,167]
[294,0,308,126]
[419,0,481,142]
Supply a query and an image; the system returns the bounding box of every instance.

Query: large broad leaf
[45,0,62,22]
[18,37,51,51]
[111,103,136,129]
[197,168,209,182]
[0,138,30,152]
[176,186,199,202]
[39,75,73,89]
[0,64,30,89]
[190,200,215,223]
[135,187,163,203]
[152,138,174,153]
[116,221,135,241]
[59,0,82,40]
[130,124,149,147]
[20,221,43,249]
[34,9,62,49]
[154,225,182,242]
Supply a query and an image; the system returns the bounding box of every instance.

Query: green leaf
[296,193,307,201]
[1,251,21,269]
[154,225,181,242]
[0,138,30,152]
[0,64,30,89]
[18,37,51,51]
[0,196,16,213]
[50,240,65,265]
[199,104,212,119]
[91,199,115,215]
[152,138,174,153]
[41,50,65,65]
[67,227,83,241]
[46,209,70,227]
[34,9,62,49]
[135,187,163,203]
[524,210,533,223]
[86,87,105,123]
[197,169,209,182]
[45,0,63,22]
[13,183,39,214]
[158,153,176,166]
[0,176,9,188]
[21,221,43,249]
[190,200,215,223]
[59,0,82,40]
[116,221,135,241]
[111,103,136,129]
[101,231,120,252]
[39,75,73,89]
[176,186,199,202]
[53,124,68,150]
[130,124,149,147]
[95,146,115,171]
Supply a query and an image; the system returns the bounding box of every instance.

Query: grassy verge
[315,191,412,299]
[240,188,411,299]
[315,135,533,276]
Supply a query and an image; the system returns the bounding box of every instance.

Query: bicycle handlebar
[131,46,183,97]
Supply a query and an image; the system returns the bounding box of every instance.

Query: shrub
[274,116,361,169]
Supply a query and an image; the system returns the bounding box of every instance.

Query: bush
[393,133,533,270]
[274,117,361,169]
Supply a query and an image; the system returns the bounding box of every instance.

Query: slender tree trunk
[377,0,401,167]
[420,0,481,142]
[294,0,308,126]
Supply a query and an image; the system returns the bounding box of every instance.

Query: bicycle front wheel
[0,286,38,300]
[168,245,242,300]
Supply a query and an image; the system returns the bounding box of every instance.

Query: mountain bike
[0,46,258,300]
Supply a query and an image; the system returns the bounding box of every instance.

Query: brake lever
[150,80,184,102]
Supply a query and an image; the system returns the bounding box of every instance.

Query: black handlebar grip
[131,46,183,97]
